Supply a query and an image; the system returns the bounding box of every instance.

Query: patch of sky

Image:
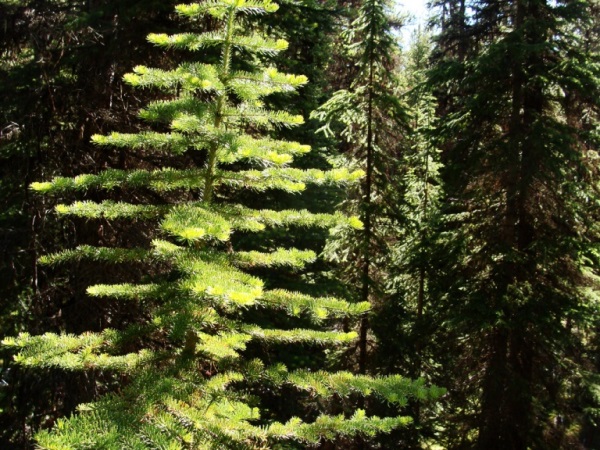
[396,0,430,49]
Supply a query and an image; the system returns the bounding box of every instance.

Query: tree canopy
[1,0,599,449]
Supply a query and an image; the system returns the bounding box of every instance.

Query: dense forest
[1,0,599,448]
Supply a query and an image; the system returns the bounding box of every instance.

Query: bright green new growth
[6,1,443,447]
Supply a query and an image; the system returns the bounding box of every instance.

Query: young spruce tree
[2,1,442,448]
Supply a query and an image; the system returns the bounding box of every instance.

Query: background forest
[1,0,599,449]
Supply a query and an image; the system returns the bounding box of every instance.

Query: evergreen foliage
[312,3,444,447]
[369,29,442,376]
[311,0,410,376]
[0,0,185,446]
[427,0,600,448]
[4,0,599,447]
[368,29,445,446]
[2,1,442,448]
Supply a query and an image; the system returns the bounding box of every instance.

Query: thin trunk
[416,268,425,323]
[358,0,376,375]
[190,6,237,352]
[203,7,235,205]
[413,105,430,424]
[458,0,467,62]
[416,110,429,325]
[478,328,511,450]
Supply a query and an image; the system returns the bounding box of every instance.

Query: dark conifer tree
[0,1,182,446]
[428,0,600,448]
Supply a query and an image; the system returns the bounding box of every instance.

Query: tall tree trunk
[358,0,377,375]
[478,1,542,448]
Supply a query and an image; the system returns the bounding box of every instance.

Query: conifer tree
[371,28,441,377]
[428,0,600,447]
[369,33,444,447]
[311,0,409,374]
[314,14,445,448]
[316,21,444,446]
[2,1,442,448]
[0,1,182,446]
